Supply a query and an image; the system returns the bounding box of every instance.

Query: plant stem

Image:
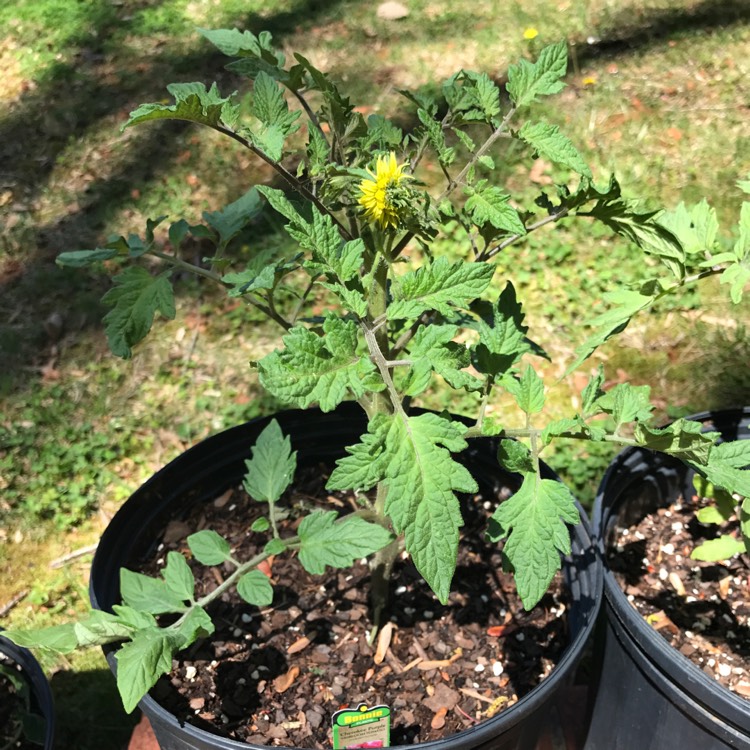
[150,250,225,284]
[479,208,571,261]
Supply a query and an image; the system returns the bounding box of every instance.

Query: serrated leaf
[257,185,302,223]
[124,82,239,131]
[320,281,368,317]
[203,188,263,247]
[327,416,390,492]
[566,289,655,374]
[695,505,732,525]
[690,535,745,562]
[505,366,545,415]
[120,569,187,615]
[507,41,568,107]
[690,437,750,498]
[384,414,476,603]
[102,268,175,359]
[720,262,750,304]
[115,628,180,713]
[243,419,297,505]
[162,552,195,603]
[417,108,455,165]
[198,27,283,66]
[172,607,214,649]
[633,419,715,464]
[463,183,526,235]
[389,257,495,320]
[470,281,544,377]
[658,200,718,257]
[257,317,383,412]
[245,71,301,160]
[1,624,78,654]
[497,440,534,473]
[298,511,392,575]
[72,610,135,648]
[489,473,578,608]
[187,530,233,566]
[402,325,483,396]
[56,248,118,267]
[599,383,653,428]
[518,121,591,177]
[111,605,158,631]
[237,569,274,606]
[581,365,605,416]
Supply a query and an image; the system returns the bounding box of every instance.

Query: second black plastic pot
[0,629,55,750]
[90,403,602,750]
[587,407,750,750]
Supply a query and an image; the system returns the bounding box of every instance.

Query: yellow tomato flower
[523,27,539,40]
[358,152,411,229]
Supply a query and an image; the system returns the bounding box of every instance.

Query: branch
[480,208,570,261]
[150,249,225,284]
[213,125,352,241]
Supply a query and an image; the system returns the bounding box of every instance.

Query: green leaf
[566,289,655,374]
[72,611,135,648]
[203,188,263,247]
[402,325,483,396]
[389,257,495,320]
[102,268,176,359]
[162,552,195,603]
[658,200,718,256]
[237,569,274,606]
[298,511,393,575]
[518,121,591,177]
[463,183,526,235]
[257,317,383,412]
[470,282,544,377]
[198,28,284,66]
[720,261,750,304]
[581,365,605,416]
[111,605,158,631]
[417,108,455,165]
[265,538,287,556]
[690,438,750,497]
[599,383,653,428]
[187,530,233,566]
[293,213,363,283]
[251,517,271,533]
[690,535,745,562]
[124,82,239,131]
[120,569,188,615]
[695,505,732,525]
[115,628,180,713]
[327,416,390,492]
[506,41,568,107]
[633,419,716,464]
[56,248,118,267]
[245,71,301,160]
[257,185,302,223]
[504,366,545,415]
[1,624,78,654]
[497,440,534,473]
[741,498,750,553]
[243,419,297,504]
[171,606,214,647]
[489,473,578,608]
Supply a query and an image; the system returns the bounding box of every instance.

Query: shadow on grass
[50,667,138,750]
[1,0,749,389]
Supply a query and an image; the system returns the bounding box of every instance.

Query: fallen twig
[49,543,98,569]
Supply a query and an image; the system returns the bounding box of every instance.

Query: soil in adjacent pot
[0,657,43,750]
[608,489,750,700]
[135,464,571,748]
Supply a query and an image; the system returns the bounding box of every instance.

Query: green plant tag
[331,703,391,749]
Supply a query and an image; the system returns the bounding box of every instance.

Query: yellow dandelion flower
[523,27,538,40]
[582,75,597,86]
[358,152,411,229]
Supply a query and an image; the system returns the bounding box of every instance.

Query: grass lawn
[1,1,748,746]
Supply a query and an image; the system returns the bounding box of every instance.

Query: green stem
[480,208,570,262]
[150,249,225,285]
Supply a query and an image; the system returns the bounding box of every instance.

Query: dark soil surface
[608,490,750,700]
[137,464,571,748]
[0,656,38,750]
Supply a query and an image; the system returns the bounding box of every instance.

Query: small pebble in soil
[185,666,197,681]
[719,664,732,677]
[492,662,504,676]
[241,614,252,623]
[474,664,485,673]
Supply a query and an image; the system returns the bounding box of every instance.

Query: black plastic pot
[90,403,602,750]
[0,629,55,749]
[588,407,750,750]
